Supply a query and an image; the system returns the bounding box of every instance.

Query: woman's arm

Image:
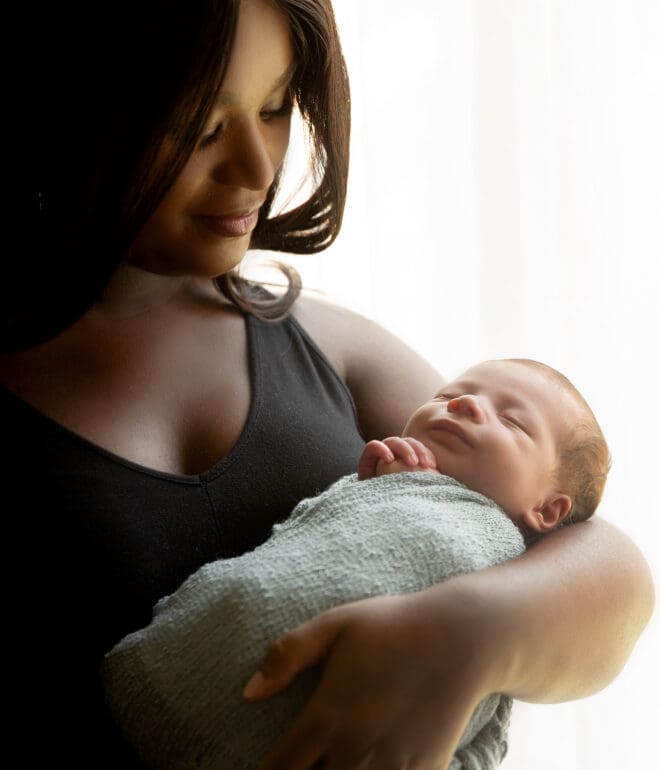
[460,514,654,703]
[245,522,653,770]
[251,297,655,769]
[297,295,654,698]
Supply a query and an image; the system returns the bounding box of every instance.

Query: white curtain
[250,2,660,767]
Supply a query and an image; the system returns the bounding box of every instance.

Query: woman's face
[128,0,295,278]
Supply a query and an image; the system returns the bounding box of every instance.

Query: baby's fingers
[358,440,395,480]
[381,436,422,466]
[401,437,437,470]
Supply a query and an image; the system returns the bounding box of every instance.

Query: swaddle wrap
[102,472,526,770]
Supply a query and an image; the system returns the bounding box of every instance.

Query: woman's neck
[92,264,219,320]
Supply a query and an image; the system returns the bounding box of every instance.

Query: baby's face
[403,361,574,527]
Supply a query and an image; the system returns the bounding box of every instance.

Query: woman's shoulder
[291,292,373,380]
[292,292,444,440]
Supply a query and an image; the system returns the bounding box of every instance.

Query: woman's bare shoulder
[292,292,444,440]
[291,292,366,377]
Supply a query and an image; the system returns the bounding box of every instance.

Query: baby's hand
[358,437,438,480]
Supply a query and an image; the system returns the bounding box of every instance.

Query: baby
[102,358,609,770]
[360,357,609,537]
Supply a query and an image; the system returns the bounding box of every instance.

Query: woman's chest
[3,310,366,646]
[1,310,253,475]
[3,330,365,641]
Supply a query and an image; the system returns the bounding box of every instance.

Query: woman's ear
[522,493,572,533]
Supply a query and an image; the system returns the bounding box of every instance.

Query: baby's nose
[447,394,485,423]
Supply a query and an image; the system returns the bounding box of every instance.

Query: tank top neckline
[0,313,263,485]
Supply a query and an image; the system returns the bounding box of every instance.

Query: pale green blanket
[102,472,526,770]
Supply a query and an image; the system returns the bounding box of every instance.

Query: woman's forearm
[241,516,653,769]
[425,516,654,703]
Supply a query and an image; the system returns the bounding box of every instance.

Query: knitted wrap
[102,472,526,769]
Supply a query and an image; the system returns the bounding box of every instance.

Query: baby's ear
[522,493,572,533]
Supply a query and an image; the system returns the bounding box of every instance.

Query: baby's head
[403,359,610,535]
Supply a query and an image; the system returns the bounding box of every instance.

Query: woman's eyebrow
[215,61,297,107]
[270,60,297,91]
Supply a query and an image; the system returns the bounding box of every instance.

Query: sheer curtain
[250,2,660,767]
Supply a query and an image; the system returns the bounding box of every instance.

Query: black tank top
[2,312,365,767]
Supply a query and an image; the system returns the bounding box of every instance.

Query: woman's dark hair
[6,0,350,351]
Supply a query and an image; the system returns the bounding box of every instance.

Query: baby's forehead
[447,360,542,391]
[445,360,574,413]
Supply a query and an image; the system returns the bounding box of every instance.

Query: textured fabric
[1,312,364,769]
[103,472,526,770]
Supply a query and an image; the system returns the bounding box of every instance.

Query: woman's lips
[196,209,260,237]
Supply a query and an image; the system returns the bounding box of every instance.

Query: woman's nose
[447,394,485,423]
[214,119,276,191]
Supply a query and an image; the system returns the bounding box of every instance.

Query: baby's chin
[436,467,522,522]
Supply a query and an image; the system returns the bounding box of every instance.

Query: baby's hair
[503,358,611,524]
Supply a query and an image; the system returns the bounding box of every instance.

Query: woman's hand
[244,585,503,770]
[244,517,654,769]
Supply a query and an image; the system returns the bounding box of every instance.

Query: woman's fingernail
[243,670,266,699]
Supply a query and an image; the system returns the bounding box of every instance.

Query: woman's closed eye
[199,121,225,148]
[260,97,293,122]
[199,99,292,149]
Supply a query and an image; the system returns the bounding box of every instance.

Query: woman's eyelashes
[199,97,293,148]
[260,96,293,122]
[199,121,225,147]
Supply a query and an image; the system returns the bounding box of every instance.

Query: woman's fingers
[250,593,486,770]
[244,609,344,700]
[256,711,327,770]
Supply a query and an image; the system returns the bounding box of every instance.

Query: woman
[3,1,653,768]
